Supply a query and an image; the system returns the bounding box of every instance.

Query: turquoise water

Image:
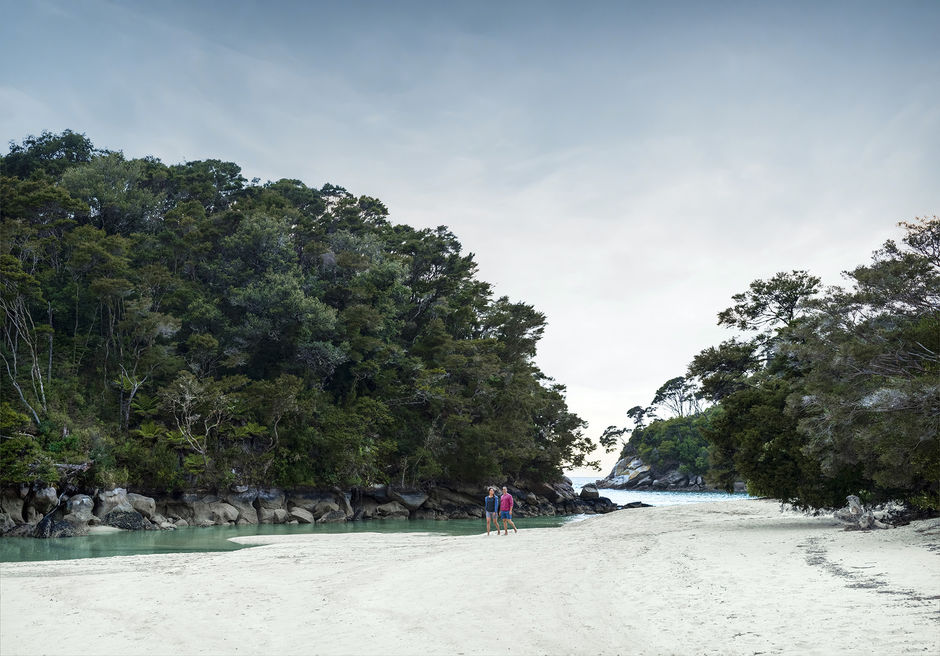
[568,476,752,507]
[1,482,750,563]
[0,515,577,563]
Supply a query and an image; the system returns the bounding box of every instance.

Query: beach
[1,499,937,656]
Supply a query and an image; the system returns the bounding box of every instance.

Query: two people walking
[484,486,518,536]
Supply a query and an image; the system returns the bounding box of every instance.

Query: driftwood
[833,495,889,530]
[53,461,92,476]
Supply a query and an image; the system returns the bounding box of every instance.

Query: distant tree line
[606,217,939,510]
[0,130,606,491]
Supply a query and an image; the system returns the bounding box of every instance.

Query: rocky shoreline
[594,455,746,493]
[0,479,620,539]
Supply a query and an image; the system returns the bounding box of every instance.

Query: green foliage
[624,413,712,477]
[692,218,940,508]
[0,435,58,485]
[0,130,595,489]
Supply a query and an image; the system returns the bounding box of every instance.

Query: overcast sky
[3,0,938,476]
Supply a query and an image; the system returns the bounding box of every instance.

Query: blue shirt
[484,495,499,512]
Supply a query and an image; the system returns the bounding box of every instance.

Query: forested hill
[0,130,600,492]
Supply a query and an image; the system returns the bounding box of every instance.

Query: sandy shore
[1,499,937,656]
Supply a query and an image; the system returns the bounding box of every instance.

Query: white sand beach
[1,499,937,656]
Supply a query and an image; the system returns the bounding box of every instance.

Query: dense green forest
[607,217,939,510]
[0,130,604,491]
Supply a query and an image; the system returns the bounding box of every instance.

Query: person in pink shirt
[499,486,518,535]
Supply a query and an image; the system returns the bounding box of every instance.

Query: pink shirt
[499,493,513,512]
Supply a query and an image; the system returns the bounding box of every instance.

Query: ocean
[568,475,752,507]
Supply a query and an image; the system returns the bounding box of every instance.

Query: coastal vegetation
[0,130,606,493]
[607,217,939,510]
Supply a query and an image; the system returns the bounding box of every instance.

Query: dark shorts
[500,511,512,519]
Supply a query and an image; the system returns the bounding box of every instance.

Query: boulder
[363,484,392,504]
[0,513,15,534]
[312,501,340,520]
[94,488,135,518]
[31,487,59,515]
[160,494,200,523]
[5,523,35,537]
[63,494,96,530]
[289,508,315,524]
[355,497,379,519]
[224,486,259,524]
[317,509,347,524]
[34,515,83,538]
[66,494,94,519]
[579,485,600,500]
[426,486,478,511]
[193,499,239,526]
[549,482,578,501]
[0,488,25,524]
[388,487,429,511]
[374,501,409,520]
[285,491,333,513]
[174,518,189,527]
[332,487,355,518]
[126,493,156,519]
[652,470,688,489]
[211,501,239,524]
[25,505,41,524]
[255,488,285,510]
[411,508,446,520]
[526,481,563,502]
[104,509,150,531]
[445,481,485,497]
[273,508,289,524]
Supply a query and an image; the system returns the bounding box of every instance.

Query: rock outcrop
[2,477,623,539]
[63,494,98,532]
[595,456,714,492]
[94,488,136,518]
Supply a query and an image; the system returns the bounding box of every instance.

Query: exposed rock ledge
[0,479,624,538]
[594,456,745,493]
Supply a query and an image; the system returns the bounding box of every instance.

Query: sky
[2,0,938,477]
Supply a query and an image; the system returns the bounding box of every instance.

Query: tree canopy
[0,131,598,490]
[611,218,938,510]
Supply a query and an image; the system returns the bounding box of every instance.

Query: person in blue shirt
[484,487,500,535]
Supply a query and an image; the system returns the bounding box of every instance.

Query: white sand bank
[1,499,937,655]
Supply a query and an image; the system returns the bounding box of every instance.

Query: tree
[0,255,49,425]
[650,376,700,418]
[1,129,596,490]
[786,217,939,507]
[717,270,820,354]
[2,130,100,179]
[688,339,759,402]
[161,371,237,474]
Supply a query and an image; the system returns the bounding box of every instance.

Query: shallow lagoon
[0,515,580,563]
[0,483,749,562]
